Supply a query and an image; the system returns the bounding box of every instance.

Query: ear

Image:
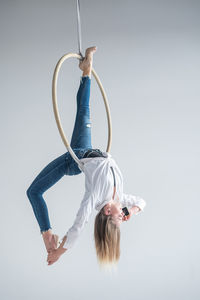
[104,211,111,216]
[103,206,111,216]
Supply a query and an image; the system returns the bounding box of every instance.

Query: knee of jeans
[26,185,38,201]
[26,186,33,200]
[84,117,91,127]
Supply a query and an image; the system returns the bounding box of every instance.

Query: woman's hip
[65,147,105,175]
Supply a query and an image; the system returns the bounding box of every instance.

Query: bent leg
[70,76,92,149]
[26,153,68,233]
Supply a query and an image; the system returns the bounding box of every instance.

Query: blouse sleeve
[62,190,95,250]
[121,193,146,215]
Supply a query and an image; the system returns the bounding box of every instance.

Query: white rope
[76,0,84,59]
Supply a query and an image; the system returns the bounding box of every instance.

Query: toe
[85,46,97,56]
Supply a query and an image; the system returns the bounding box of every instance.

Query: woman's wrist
[58,245,67,255]
[131,206,140,215]
[58,235,67,254]
[82,69,91,78]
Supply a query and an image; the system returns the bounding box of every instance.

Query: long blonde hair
[94,207,121,269]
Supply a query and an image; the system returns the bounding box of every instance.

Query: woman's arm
[121,193,146,215]
[47,192,95,265]
[131,206,141,214]
[62,191,95,250]
[58,235,68,251]
[122,206,141,222]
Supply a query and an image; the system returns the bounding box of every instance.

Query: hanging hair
[94,207,121,269]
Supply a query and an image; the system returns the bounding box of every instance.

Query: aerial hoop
[52,52,112,169]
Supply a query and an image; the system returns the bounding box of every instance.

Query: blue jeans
[26,76,96,234]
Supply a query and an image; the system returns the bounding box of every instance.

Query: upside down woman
[26,46,146,267]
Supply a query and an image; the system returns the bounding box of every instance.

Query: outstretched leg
[70,46,97,149]
[26,152,69,252]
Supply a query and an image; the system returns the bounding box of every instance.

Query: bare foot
[42,230,60,253]
[47,236,67,266]
[79,46,97,72]
[47,248,61,265]
[50,234,59,251]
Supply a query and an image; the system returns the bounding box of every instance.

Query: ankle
[82,69,92,78]
[42,229,52,239]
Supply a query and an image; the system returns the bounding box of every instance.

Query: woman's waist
[83,148,107,158]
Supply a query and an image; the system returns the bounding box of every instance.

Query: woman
[26,46,146,267]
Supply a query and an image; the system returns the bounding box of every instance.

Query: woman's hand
[122,210,133,222]
[122,206,140,222]
[47,248,61,265]
[47,236,67,266]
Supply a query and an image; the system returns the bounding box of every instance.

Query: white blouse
[62,151,146,250]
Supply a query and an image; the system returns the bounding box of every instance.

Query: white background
[0,0,199,299]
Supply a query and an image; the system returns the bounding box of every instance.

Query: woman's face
[104,201,125,227]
